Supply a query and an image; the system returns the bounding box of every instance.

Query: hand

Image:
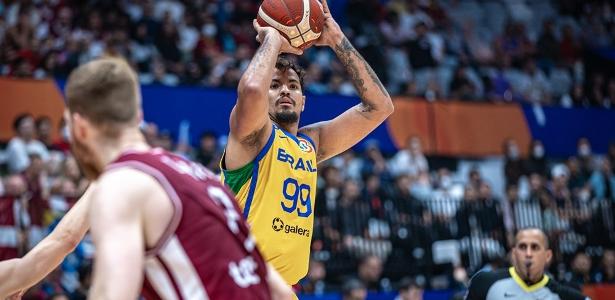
[253,20,303,55]
[314,0,345,48]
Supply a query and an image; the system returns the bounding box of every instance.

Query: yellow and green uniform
[221,124,318,285]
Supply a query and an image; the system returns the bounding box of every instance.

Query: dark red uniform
[107,149,270,300]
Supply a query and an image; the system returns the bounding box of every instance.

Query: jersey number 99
[281,178,312,218]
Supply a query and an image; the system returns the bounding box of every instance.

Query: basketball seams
[258,0,324,49]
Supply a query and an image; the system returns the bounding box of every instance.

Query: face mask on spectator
[202,24,217,38]
[533,145,544,158]
[578,144,591,157]
[508,145,519,159]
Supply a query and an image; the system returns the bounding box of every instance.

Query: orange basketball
[257,0,325,50]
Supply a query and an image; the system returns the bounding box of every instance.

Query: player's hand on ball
[314,0,344,47]
[253,20,303,56]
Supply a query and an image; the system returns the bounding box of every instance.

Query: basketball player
[0,58,293,300]
[221,0,393,287]
[466,228,588,300]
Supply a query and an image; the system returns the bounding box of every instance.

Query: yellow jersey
[221,124,318,285]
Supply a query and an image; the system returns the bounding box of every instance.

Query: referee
[466,228,589,300]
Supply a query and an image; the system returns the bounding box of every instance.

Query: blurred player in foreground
[221,0,393,288]
[0,58,292,300]
[466,228,588,300]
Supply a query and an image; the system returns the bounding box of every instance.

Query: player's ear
[71,112,90,141]
[546,249,553,264]
[301,95,306,112]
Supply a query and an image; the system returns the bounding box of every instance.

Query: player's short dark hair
[275,56,305,91]
[13,113,33,131]
[515,227,550,249]
[65,57,140,138]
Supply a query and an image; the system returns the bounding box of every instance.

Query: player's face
[64,110,103,179]
[268,68,305,126]
[512,229,552,283]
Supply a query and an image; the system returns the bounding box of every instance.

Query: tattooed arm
[299,0,393,163]
[226,20,302,170]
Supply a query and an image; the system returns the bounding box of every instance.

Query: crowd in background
[1,0,615,108]
[2,112,615,299]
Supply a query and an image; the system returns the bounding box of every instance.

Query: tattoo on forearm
[333,37,389,113]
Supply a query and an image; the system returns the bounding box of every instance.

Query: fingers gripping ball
[257,0,325,50]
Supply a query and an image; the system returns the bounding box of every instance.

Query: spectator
[503,139,524,187]
[449,65,476,101]
[395,276,424,300]
[35,116,53,149]
[195,131,220,171]
[576,137,594,178]
[6,113,50,173]
[565,252,593,288]
[342,278,367,300]
[299,259,332,295]
[357,255,384,291]
[525,140,548,177]
[405,22,437,70]
[589,158,615,200]
[389,136,429,178]
[593,249,615,284]
[536,20,560,72]
[0,175,27,261]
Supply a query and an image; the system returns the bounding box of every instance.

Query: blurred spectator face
[407,137,422,155]
[463,185,477,202]
[600,158,612,173]
[572,253,591,275]
[603,250,615,270]
[358,255,383,284]
[323,166,343,187]
[15,115,36,140]
[479,182,492,199]
[504,139,520,159]
[512,229,552,283]
[395,175,411,192]
[469,169,481,185]
[551,164,569,187]
[142,122,159,146]
[307,260,326,282]
[399,285,423,300]
[5,175,27,196]
[529,173,543,191]
[61,179,77,198]
[577,138,592,157]
[366,175,381,193]
[200,134,217,153]
[531,140,545,159]
[27,154,44,175]
[36,117,52,142]
[343,180,361,200]
[342,277,367,300]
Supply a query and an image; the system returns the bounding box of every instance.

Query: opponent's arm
[299,0,393,163]
[0,184,95,298]
[88,169,149,300]
[267,264,294,300]
[226,21,303,169]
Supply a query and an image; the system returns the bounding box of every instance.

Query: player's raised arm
[88,169,150,300]
[299,0,393,163]
[227,21,303,169]
[0,183,95,298]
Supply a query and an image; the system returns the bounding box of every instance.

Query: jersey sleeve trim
[242,126,276,219]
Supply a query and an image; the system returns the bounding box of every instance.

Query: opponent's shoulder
[546,279,590,300]
[95,167,164,206]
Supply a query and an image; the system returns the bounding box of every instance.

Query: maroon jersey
[106,149,270,300]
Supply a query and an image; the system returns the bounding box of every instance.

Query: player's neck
[96,129,150,167]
